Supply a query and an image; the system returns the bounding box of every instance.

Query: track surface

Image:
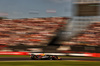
[0,57,100,61]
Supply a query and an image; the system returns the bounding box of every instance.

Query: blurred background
[0,0,100,57]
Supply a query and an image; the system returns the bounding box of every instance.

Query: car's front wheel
[52,56,58,60]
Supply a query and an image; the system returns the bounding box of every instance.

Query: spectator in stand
[0,17,68,46]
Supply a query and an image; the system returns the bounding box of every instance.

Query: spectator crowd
[62,22,100,46]
[0,17,68,46]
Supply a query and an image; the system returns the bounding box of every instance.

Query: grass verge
[0,61,100,66]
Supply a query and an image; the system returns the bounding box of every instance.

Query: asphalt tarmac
[0,57,100,61]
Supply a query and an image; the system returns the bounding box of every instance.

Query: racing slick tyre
[31,55,38,60]
[47,56,52,60]
[52,56,58,60]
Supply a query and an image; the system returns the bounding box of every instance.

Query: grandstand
[61,0,100,45]
[0,17,69,48]
[57,0,100,53]
[0,0,100,53]
[62,22,100,46]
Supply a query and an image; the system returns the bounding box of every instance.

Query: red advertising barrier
[77,53,100,57]
[0,52,29,55]
[84,53,100,57]
[84,53,93,57]
[61,51,100,57]
[91,53,100,57]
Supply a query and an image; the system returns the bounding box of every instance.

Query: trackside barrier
[0,52,100,57]
[84,53,100,57]
[30,53,67,56]
[61,51,100,57]
[68,53,92,57]
[0,52,67,56]
[0,52,29,55]
[90,53,100,57]
[68,53,100,57]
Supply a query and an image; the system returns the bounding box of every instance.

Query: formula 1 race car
[30,53,62,60]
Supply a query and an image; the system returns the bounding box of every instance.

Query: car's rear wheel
[31,55,38,60]
[48,56,52,60]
